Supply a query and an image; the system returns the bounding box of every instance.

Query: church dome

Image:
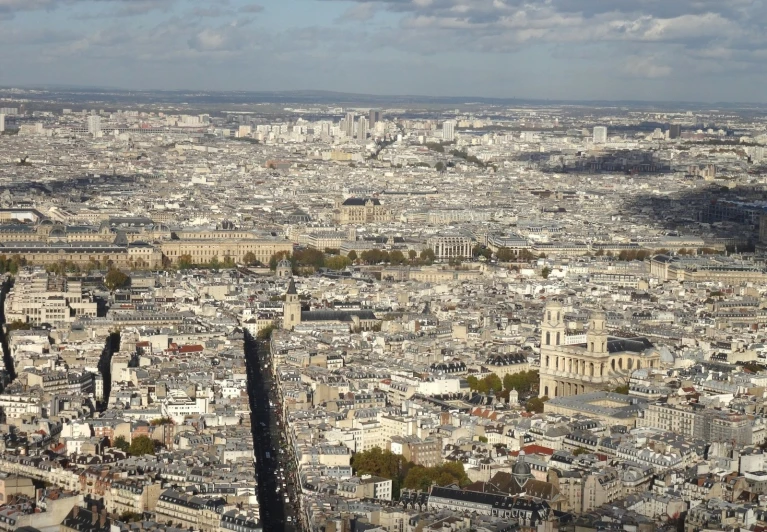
[512,451,533,488]
[513,453,532,477]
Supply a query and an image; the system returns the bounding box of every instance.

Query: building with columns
[427,234,473,260]
[538,301,661,398]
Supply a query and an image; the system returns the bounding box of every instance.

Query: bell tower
[282,279,302,330]
[587,310,608,355]
[541,300,565,348]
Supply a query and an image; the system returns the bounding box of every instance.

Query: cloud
[337,2,377,21]
[621,55,672,79]
[238,3,263,13]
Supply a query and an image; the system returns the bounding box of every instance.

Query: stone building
[333,197,394,224]
[538,301,661,398]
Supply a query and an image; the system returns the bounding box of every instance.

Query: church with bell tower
[538,301,661,398]
[282,279,302,330]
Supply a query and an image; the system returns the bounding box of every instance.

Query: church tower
[587,310,608,355]
[541,300,566,348]
[282,279,302,330]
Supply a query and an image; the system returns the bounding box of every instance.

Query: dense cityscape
[0,85,767,532]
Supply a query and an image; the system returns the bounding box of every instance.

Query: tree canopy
[351,447,468,497]
[525,396,549,413]
[128,435,156,456]
[105,269,130,291]
[113,436,130,452]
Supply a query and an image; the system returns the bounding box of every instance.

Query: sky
[0,0,764,102]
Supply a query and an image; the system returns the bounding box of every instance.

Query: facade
[442,120,456,142]
[334,198,394,224]
[4,272,98,326]
[650,255,767,283]
[538,301,661,398]
[593,126,607,144]
[638,402,753,446]
[427,234,473,260]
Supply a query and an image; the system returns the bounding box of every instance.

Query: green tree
[408,250,417,262]
[389,250,406,265]
[613,384,630,395]
[257,324,276,340]
[503,370,539,394]
[478,436,488,443]
[269,251,292,270]
[325,255,351,270]
[177,254,193,269]
[472,245,492,260]
[6,320,31,331]
[347,250,358,263]
[435,161,445,172]
[525,396,549,414]
[496,247,515,262]
[573,447,589,456]
[518,249,536,261]
[128,435,156,456]
[466,375,479,391]
[105,269,130,291]
[420,248,436,264]
[113,436,130,452]
[485,373,503,393]
[243,251,257,265]
[541,267,552,279]
[293,248,326,270]
[119,512,143,523]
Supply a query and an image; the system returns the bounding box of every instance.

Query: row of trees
[177,254,238,270]
[351,447,470,498]
[267,247,440,274]
[466,370,539,396]
[0,255,27,274]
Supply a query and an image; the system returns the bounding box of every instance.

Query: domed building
[512,451,534,490]
[276,258,292,278]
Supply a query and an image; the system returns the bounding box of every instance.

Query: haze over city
[1,0,766,102]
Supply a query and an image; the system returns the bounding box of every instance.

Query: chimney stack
[99,511,106,528]
[73,506,79,518]
[91,507,98,525]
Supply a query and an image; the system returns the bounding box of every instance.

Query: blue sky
[0,0,764,101]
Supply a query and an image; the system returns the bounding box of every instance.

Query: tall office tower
[369,109,381,126]
[357,116,368,140]
[344,112,355,138]
[669,124,682,139]
[593,126,608,144]
[87,115,101,136]
[0,114,5,133]
[442,120,456,142]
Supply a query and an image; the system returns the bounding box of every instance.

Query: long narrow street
[244,332,301,532]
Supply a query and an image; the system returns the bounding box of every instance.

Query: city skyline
[1,0,766,102]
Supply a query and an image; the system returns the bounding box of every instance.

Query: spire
[286,279,297,295]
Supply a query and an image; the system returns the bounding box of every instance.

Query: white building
[442,120,456,142]
[88,114,101,136]
[593,126,608,144]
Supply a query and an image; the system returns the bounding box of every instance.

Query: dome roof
[513,454,532,477]
[512,451,533,488]
[277,258,291,268]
